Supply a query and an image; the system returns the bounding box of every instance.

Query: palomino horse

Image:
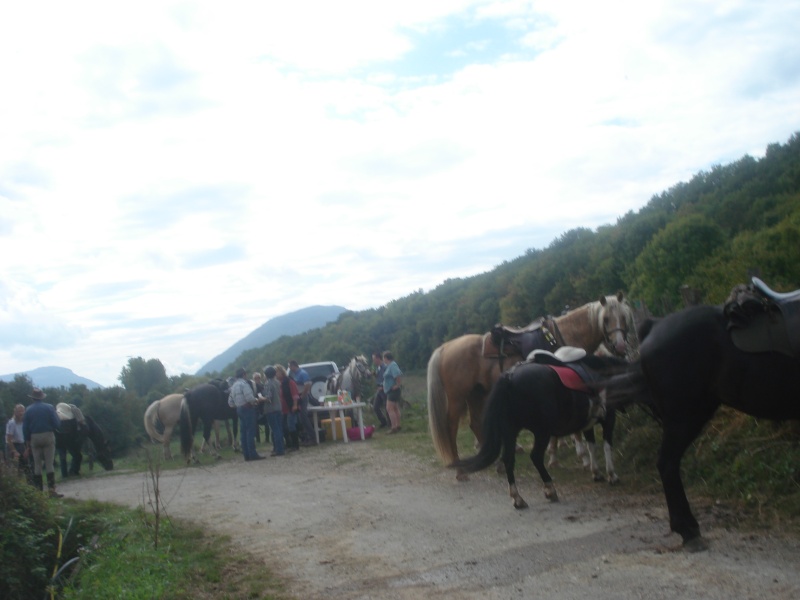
[55,403,114,477]
[428,293,638,481]
[600,278,800,551]
[449,353,627,508]
[328,355,372,401]
[144,390,234,460]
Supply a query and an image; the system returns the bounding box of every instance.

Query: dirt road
[60,441,799,599]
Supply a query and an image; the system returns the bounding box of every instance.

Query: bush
[0,466,60,599]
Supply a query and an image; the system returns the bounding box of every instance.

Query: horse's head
[86,416,114,471]
[598,292,639,360]
[352,355,372,378]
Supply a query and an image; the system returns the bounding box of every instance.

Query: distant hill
[0,366,104,390]
[196,305,347,375]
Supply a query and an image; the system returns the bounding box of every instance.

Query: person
[371,351,389,428]
[382,351,404,434]
[22,388,63,497]
[261,366,285,457]
[275,364,301,451]
[6,403,32,481]
[288,360,315,446]
[228,367,264,461]
[252,371,268,444]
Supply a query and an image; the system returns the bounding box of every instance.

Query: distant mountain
[0,366,104,390]
[196,305,347,375]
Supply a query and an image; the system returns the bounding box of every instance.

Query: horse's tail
[427,346,459,465]
[144,400,164,443]
[179,394,194,460]
[449,374,511,474]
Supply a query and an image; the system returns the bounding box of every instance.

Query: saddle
[724,277,800,358]
[529,347,591,393]
[486,317,562,360]
[56,403,89,435]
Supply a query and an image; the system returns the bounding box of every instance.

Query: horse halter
[602,320,630,357]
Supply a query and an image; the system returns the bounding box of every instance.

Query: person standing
[261,366,285,457]
[371,351,389,428]
[275,364,301,451]
[382,352,404,434]
[6,404,31,481]
[288,360,315,446]
[22,388,63,497]
[228,367,264,461]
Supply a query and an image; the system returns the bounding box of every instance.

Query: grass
[56,500,289,600]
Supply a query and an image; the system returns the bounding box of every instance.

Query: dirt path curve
[60,443,799,599]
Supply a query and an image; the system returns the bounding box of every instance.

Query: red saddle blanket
[547,365,589,393]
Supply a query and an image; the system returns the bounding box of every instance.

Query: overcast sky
[1,1,798,387]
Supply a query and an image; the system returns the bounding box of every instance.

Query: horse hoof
[592,474,604,482]
[456,472,470,482]
[513,500,529,510]
[608,476,620,485]
[683,536,709,553]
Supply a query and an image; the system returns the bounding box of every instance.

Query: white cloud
[0,0,798,386]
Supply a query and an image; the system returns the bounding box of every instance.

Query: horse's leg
[530,434,558,502]
[602,410,620,484]
[574,434,590,468]
[226,419,234,448]
[581,428,603,482]
[58,447,68,478]
[658,417,711,551]
[163,425,174,460]
[70,447,82,476]
[546,438,560,468]
[502,435,527,509]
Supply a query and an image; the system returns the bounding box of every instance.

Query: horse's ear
[599,295,608,306]
[617,290,624,302]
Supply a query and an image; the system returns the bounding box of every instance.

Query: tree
[119,357,169,397]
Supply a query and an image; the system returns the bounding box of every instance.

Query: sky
[1,1,799,388]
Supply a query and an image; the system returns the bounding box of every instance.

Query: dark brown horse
[601,279,800,551]
[449,354,627,508]
[427,293,638,480]
[179,380,239,464]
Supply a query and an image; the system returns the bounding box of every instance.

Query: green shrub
[0,466,60,599]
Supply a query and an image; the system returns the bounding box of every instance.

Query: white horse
[327,355,372,401]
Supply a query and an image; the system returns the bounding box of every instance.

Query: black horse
[179,380,239,463]
[601,279,800,552]
[449,353,627,509]
[54,404,114,477]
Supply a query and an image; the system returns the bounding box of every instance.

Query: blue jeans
[266,411,285,455]
[237,404,257,460]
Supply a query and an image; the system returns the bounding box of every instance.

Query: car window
[302,364,335,379]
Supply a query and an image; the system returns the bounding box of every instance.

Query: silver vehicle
[298,361,340,402]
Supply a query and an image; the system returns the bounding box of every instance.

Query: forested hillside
[241,132,800,372]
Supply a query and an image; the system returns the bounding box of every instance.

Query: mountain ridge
[196,305,347,375]
[0,366,104,390]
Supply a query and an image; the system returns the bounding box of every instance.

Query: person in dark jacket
[22,388,63,497]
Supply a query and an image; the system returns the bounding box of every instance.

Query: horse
[54,403,114,478]
[328,355,372,401]
[449,353,628,508]
[179,380,239,463]
[600,279,800,552]
[145,391,234,460]
[428,292,638,480]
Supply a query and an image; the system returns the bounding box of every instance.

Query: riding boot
[46,473,64,498]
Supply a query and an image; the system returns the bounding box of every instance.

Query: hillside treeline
[238,132,800,372]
